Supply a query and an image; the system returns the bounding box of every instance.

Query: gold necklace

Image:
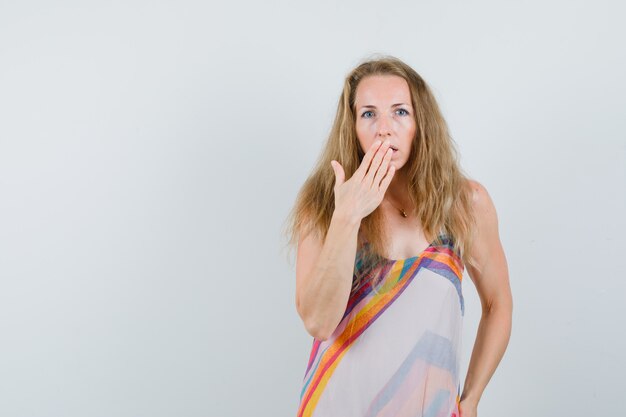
[385,199,408,218]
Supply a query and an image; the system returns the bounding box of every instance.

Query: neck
[384,171,412,208]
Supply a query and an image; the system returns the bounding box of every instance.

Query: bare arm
[295,209,362,341]
[460,180,513,414]
[295,139,396,341]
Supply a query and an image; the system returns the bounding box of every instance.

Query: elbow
[297,301,333,341]
[306,321,331,341]
[302,312,332,341]
[483,294,513,320]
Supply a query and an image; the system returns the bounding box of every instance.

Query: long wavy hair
[282,54,479,293]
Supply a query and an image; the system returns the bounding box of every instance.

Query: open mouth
[390,146,398,151]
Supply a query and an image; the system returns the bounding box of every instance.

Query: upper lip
[390,145,398,150]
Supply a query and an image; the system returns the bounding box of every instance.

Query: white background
[1,1,624,416]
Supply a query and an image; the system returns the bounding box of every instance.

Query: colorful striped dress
[296,234,465,417]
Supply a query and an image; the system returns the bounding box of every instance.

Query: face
[354,75,416,170]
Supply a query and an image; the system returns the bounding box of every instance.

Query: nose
[377,114,392,138]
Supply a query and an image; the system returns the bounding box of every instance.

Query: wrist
[332,207,362,226]
[460,392,480,406]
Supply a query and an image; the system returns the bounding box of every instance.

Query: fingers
[330,160,345,188]
[378,161,395,193]
[364,140,392,188]
[373,145,394,188]
[354,140,383,180]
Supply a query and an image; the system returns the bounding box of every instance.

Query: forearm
[299,209,362,340]
[461,301,513,405]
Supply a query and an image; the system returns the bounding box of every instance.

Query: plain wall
[0,1,624,416]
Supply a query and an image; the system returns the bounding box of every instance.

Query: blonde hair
[281,54,479,292]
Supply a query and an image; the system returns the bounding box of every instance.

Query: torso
[298,207,465,416]
[380,202,434,260]
[380,178,477,259]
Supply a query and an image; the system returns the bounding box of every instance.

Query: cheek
[356,119,376,134]
[355,121,365,136]
[354,125,366,149]
[355,123,371,145]
[403,119,417,137]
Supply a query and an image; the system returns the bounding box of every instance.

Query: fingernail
[374,140,381,146]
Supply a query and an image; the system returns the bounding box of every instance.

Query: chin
[390,161,404,172]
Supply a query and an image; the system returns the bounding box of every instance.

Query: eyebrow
[358,103,410,110]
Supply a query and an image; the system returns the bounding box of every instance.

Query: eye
[396,108,409,116]
[361,110,374,118]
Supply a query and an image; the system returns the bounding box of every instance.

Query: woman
[283,55,512,417]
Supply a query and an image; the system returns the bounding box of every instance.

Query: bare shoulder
[465,179,497,224]
[464,178,511,313]
[464,178,501,270]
